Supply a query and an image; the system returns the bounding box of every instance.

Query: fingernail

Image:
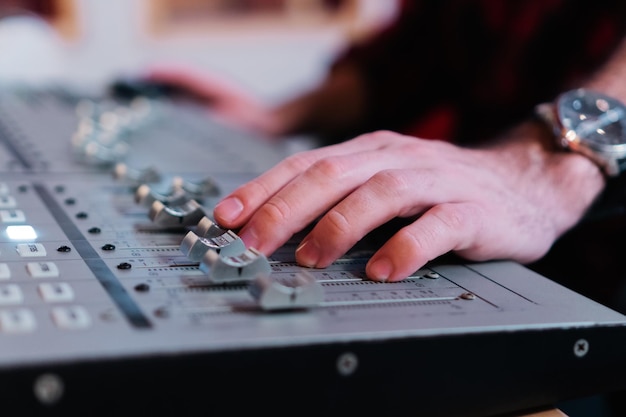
[367,257,393,282]
[214,197,243,223]
[295,239,320,268]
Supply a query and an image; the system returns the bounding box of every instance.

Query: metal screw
[573,339,590,358]
[337,352,358,376]
[33,373,64,405]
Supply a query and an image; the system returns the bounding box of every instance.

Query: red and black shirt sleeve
[331,0,626,144]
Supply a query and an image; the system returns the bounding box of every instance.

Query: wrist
[535,89,626,177]
[482,120,606,236]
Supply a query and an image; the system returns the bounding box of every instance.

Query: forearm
[482,121,605,238]
[483,36,626,237]
[269,62,368,138]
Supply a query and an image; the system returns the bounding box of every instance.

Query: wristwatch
[535,88,626,177]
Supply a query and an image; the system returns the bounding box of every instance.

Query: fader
[0,84,625,417]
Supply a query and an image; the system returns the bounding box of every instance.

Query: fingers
[217,140,397,253]
[295,168,481,273]
[213,132,398,229]
[212,132,520,282]
[366,202,484,282]
[295,168,424,269]
[213,150,324,227]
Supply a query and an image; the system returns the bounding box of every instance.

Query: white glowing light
[6,225,37,240]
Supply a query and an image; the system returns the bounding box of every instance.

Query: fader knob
[135,183,188,207]
[149,200,207,227]
[179,230,245,261]
[249,271,324,310]
[199,247,271,284]
[113,163,161,185]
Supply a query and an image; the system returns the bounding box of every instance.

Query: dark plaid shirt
[333,0,626,144]
[332,1,626,309]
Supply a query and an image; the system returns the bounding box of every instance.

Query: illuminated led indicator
[6,225,37,240]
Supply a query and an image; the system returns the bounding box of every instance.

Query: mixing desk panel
[0,84,625,417]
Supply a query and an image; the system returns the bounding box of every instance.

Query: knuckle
[258,195,292,224]
[425,203,484,251]
[323,208,354,238]
[283,152,315,172]
[357,130,399,145]
[246,177,274,201]
[363,130,392,140]
[429,204,472,232]
[307,157,349,182]
[399,204,481,251]
[369,170,412,195]
[394,227,428,254]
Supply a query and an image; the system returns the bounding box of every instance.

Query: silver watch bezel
[536,89,626,177]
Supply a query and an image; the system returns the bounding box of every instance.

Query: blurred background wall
[0,0,398,103]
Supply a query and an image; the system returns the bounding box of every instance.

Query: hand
[213,126,605,282]
[144,63,285,138]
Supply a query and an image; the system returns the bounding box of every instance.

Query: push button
[0,284,23,305]
[51,306,91,330]
[0,309,36,333]
[0,196,16,209]
[26,262,60,278]
[17,243,47,257]
[0,209,26,223]
[38,283,74,303]
[0,263,10,280]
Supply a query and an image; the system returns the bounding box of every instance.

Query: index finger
[213,133,390,229]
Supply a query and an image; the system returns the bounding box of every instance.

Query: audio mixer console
[0,84,625,416]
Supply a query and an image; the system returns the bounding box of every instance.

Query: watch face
[557,89,626,152]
